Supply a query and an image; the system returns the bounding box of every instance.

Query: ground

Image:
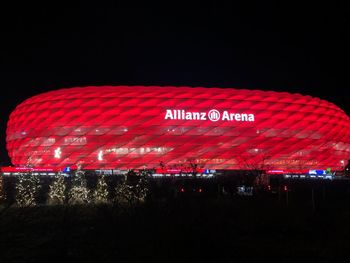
[1,195,350,262]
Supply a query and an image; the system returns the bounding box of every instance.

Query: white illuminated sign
[164,109,255,122]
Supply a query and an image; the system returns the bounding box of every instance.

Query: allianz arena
[6,86,350,171]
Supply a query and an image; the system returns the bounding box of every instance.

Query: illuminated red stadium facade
[6,86,350,171]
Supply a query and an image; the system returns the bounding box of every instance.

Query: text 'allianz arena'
[6,86,350,170]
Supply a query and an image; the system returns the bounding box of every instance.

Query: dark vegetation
[1,174,350,262]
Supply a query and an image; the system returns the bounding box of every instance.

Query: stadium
[5,85,350,173]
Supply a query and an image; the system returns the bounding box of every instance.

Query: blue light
[308,169,326,175]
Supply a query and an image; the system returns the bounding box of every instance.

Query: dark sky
[0,2,349,165]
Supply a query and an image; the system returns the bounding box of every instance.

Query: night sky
[0,2,349,165]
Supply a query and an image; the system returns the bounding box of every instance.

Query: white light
[98,150,103,161]
[341,160,345,164]
[152,174,163,177]
[54,147,62,159]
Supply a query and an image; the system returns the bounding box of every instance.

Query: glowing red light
[6,85,350,170]
[180,188,185,193]
[198,188,203,193]
[283,185,288,191]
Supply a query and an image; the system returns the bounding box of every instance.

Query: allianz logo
[164,109,255,122]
